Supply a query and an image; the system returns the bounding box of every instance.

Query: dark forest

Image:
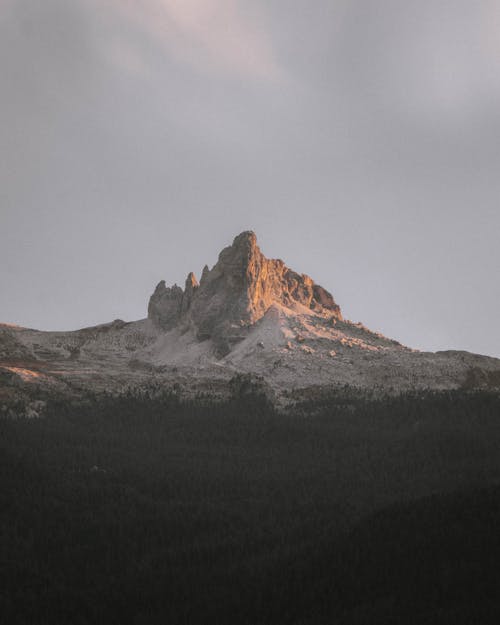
[2,391,500,624]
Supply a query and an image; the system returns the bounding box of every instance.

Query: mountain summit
[148,231,341,354]
[1,230,500,412]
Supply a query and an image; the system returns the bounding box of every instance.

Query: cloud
[1,0,499,357]
[330,1,500,126]
[105,0,283,81]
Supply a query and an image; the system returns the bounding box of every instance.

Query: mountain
[148,231,342,354]
[1,231,500,414]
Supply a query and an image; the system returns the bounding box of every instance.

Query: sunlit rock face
[148,231,342,353]
[181,272,199,315]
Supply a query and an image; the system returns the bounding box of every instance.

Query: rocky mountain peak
[230,230,259,262]
[3,230,500,398]
[148,231,342,353]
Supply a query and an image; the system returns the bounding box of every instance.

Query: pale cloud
[405,4,500,121]
[106,0,283,81]
[358,2,500,124]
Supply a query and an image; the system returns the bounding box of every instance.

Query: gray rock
[148,231,342,354]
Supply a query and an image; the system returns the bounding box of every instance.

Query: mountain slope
[1,231,500,409]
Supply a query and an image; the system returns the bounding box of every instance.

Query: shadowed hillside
[1,391,500,624]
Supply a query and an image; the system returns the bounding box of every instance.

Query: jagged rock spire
[148,231,342,353]
[147,281,183,330]
[181,272,199,314]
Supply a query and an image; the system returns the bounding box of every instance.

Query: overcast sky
[1,0,499,357]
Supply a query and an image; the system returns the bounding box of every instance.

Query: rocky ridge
[1,231,500,414]
[148,231,342,354]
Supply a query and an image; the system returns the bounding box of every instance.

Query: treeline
[1,390,500,624]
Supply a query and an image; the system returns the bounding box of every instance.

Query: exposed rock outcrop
[148,281,184,330]
[2,232,500,405]
[148,231,342,353]
[181,272,199,315]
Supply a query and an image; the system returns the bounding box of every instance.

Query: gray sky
[1,0,499,357]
